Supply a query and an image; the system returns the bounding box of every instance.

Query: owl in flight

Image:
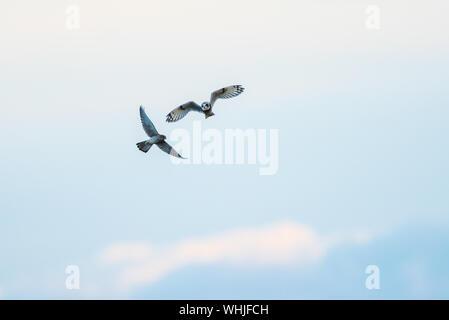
[166,85,245,122]
[136,106,185,159]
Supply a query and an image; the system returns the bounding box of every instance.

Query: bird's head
[160,135,167,140]
[201,102,211,111]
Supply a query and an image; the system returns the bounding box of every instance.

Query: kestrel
[166,85,245,122]
[136,106,185,159]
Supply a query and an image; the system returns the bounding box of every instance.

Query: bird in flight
[136,106,185,159]
[166,85,245,122]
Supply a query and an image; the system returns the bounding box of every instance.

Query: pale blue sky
[0,0,448,299]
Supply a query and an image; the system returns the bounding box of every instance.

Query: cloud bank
[100,221,335,290]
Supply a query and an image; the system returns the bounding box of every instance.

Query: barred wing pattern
[166,101,202,123]
[210,85,245,107]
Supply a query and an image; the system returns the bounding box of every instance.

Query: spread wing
[156,141,186,159]
[166,101,202,122]
[210,85,244,107]
[139,106,158,137]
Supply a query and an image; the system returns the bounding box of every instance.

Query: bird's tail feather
[137,141,152,153]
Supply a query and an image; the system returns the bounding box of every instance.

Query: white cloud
[100,221,336,291]
[101,242,153,264]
